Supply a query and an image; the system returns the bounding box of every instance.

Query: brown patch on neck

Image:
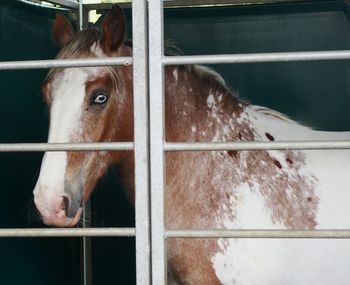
[244,149,318,229]
[152,62,320,283]
[164,66,318,229]
[167,238,222,285]
[164,65,245,142]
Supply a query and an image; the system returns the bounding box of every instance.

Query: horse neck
[164,65,246,142]
[114,151,135,205]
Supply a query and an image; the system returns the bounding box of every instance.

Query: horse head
[33,5,133,227]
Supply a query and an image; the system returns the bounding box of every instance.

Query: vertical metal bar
[82,204,92,285]
[148,0,166,284]
[78,2,93,285]
[132,0,151,284]
[79,0,83,30]
[82,4,90,30]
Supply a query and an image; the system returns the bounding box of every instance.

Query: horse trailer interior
[1,0,350,284]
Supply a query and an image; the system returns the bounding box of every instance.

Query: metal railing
[148,1,350,284]
[0,1,150,285]
[162,50,350,65]
[166,229,350,239]
[0,228,135,237]
[2,1,350,285]
[41,0,79,9]
[3,50,350,71]
[0,142,134,152]
[0,57,132,70]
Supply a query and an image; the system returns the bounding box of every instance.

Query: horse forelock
[47,28,131,80]
[57,28,101,59]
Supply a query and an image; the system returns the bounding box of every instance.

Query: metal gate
[1,0,350,284]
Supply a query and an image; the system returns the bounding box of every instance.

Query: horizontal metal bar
[162,50,350,66]
[44,0,79,9]
[1,141,349,153]
[85,0,317,11]
[0,57,132,71]
[0,142,133,152]
[0,227,135,237]
[85,2,132,10]
[165,0,317,8]
[164,141,350,151]
[2,51,349,71]
[166,229,350,239]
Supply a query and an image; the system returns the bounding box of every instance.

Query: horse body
[33,5,350,284]
[164,65,350,284]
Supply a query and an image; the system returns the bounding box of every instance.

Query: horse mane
[250,106,297,124]
[56,28,101,59]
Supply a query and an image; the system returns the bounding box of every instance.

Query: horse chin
[67,207,83,227]
[42,207,83,228]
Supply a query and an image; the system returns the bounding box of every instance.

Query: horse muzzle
[34,185,83,227]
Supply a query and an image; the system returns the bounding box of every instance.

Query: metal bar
[0,57,132,70]
[85,0,320,11]
[82,203,93,285]
[149,0,167,284]
[76,4,93,285]
[166,229,350,239]
[133,0,151,284]
[3,50,350,71]
[43,0,79,9]
[78,0,83,30]
[0,142,133,152]
[164,141,350,151]
[162,0,323,8]
[88,2,132,11]
[3,140,350,153]
[162,50,350,66]
[82,5,90,29]
[0,228,135,237]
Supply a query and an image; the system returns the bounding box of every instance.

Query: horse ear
[52,14,75,47]
[101,4,126,54]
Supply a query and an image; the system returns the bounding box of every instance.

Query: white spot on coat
[173,68,178,81]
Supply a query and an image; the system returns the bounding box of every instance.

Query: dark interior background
[0,0,349,284]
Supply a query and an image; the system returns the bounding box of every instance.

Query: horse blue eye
[92,93,108,105]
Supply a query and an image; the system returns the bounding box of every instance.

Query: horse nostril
[61,196,70,212]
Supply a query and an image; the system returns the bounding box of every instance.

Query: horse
[33,4,350,285]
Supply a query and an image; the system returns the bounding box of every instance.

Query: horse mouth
[42,207,83,228]
[67,207,83,227]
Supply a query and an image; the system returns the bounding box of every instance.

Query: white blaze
[33,68,89,204]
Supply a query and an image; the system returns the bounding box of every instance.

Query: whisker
[22,199,42,226]
[75,209,94,228]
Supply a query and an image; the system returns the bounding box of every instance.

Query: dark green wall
[0,1,135,284]
[1,0,350,284]
[0,1,82,285]
[162,1,350,130]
